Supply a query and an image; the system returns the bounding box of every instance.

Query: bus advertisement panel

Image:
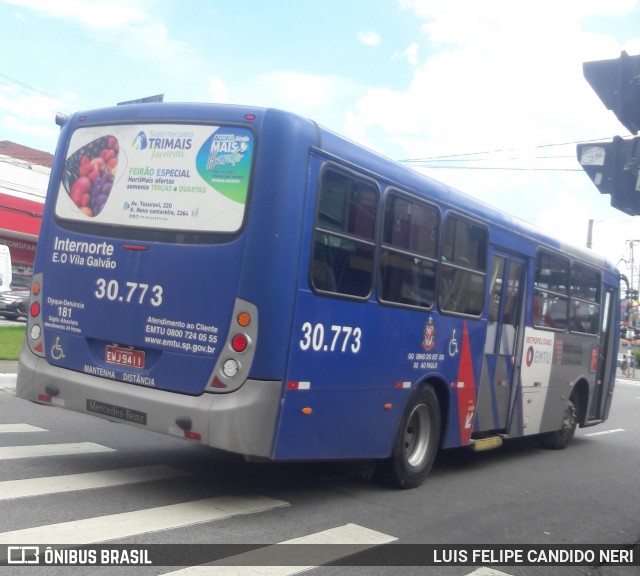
[57,123,253,231]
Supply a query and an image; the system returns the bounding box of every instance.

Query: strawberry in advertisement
[63,135,119,217]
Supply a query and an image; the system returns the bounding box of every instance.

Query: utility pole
[630,240,635,291]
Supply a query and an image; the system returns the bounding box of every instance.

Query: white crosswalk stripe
[162,523,398,575]
[0,495,290,546]
[0,424,48,433]
[0,374,16,392]
[0,465,191,500]
[0,442,115,460]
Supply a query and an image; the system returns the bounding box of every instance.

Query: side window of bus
[312,168,378,298]
[439,215,487,316]
[379,192,439,308]
[570,263,601,334]
[533,251,569,330]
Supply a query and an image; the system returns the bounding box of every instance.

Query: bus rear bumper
[16,345,281,459]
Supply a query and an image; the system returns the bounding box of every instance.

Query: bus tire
[539,393,579,450]
[382,385,441,489]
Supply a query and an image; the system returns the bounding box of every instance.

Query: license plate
[105,345,145,369]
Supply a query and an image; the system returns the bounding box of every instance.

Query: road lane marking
[0,442,115,460]
[162,523,397,575]
[0,374,16,391]
[0,465,191,500]
[0,495,289,545]
[0,424,48,433]
[584,428,625,436]
[467,570,513,576]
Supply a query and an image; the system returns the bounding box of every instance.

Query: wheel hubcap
[404,404,430,468]
[562,401,577,433]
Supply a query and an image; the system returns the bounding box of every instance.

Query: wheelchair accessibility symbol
[448,329,459,357]
[51,336,65,360]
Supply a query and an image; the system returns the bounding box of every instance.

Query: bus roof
[57,102,620,276]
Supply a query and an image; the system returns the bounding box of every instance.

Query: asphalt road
[0,372,639,575]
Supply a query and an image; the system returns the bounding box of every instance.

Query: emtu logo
[526,346,535,367]
[132,131,148,150]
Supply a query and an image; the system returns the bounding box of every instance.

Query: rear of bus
[17,104,315,459]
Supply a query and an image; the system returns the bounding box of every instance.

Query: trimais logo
[131,130,193,151]
[132,131,148,150]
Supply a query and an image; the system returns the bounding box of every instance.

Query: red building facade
[0,141,51,287]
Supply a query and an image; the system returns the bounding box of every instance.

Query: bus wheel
[539,394,578,450]
[382,385,441,489]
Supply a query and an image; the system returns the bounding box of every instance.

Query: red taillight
[121,244,149,251]
[30,302,40,317]
[231,333,248,352]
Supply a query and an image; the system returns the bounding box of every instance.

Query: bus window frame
[569,261,601,335]
[378,188,440,311]
[438,211,488,318]
[310,163,380,300]
[533,250,570,332]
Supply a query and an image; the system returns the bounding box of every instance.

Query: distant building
[0,140,52,287]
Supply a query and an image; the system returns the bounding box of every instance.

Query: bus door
[477,253,526,431]
[590,285,618,420]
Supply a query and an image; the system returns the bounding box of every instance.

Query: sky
[2,0,640,281]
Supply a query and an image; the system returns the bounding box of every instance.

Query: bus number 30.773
[299,322,362,353]
[94,278,163,307]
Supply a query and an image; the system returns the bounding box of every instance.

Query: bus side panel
[275,294,403,459]
[516,329,599,437]
[236,109,320,381]
[272,291,487,460]
[270,152,488,460]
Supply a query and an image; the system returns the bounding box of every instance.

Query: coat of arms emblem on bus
[63,135,119,218]
[422,316,436,351]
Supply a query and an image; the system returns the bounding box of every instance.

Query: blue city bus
[17,103,621,488]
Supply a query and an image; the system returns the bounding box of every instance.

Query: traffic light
[578,52,640,214]
[583,51,640,135]
[576,136,640,215]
